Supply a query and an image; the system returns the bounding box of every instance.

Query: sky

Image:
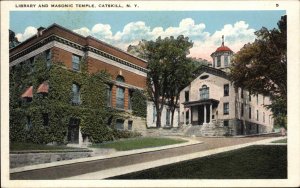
[10,11,285,60]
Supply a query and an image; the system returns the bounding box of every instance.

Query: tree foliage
[129,35,194,127]
[229,15,287,128]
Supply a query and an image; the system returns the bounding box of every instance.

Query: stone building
[179,37,274,136]
[9,24,148,145]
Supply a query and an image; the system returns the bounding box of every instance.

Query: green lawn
[10,142,79,151]
[110,145,287,179]
[90,137,187,151]
[272,138,287,143]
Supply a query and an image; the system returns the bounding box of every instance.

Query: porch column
[209,104,213,123]
[189,108,192,125]
[204,105,207,124]
[183,109,186,125]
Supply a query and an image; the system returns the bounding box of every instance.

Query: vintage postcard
[1,0,300,187]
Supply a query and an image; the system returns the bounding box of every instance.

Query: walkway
[10,136,285,180]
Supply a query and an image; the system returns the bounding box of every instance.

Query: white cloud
[16,18,256,61]
[73,27,90,37]
[16,26,37,42]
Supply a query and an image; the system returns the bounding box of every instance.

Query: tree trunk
[155,103,162,128]
[170,108,175,127]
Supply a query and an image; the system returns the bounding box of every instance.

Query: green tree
[130,36,194,127]
[229,15,287,128]
[9,29,20,49]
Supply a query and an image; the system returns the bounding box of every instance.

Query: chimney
[37,27,45,37]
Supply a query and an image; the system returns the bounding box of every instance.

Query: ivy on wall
[9,52,145,144]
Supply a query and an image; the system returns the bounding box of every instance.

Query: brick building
[9,24,149,145]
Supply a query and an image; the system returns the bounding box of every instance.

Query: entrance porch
[183,99,219,126]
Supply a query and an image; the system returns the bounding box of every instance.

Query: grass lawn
[110,145,287,179]
[272,138,287,143]
[10,142,79,151]
[90,137,187,151]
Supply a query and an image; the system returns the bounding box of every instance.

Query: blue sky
[10,11,285,60]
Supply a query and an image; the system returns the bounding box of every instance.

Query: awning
[37,82,49,93]
[21,86,33,98]
[182,98,219,107]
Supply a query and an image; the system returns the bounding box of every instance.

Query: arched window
[200,85,209,99]
[116,86,125,109]
[116,75,125,109]
[116,75,125,83]
[72,83,80,105]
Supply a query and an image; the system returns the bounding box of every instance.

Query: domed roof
[211,35,233,56]
[215,45,232,52]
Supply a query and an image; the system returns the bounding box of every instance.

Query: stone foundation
[10,150,92,168]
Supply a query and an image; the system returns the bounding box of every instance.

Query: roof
[210,36,233,56]
[21,86,33,98]
[37,82,49,93]
[182,99,219,107]
[193,65,229,80]
[215,45,232,52]
[9,23,147,68]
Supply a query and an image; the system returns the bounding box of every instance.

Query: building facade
[179,39,274,136]
[9,24,149,146]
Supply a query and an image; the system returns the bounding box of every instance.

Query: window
[249,107,252,119]
[257,110,259,121]
[263,112,265,123]
[186,110,189,124]
[224,84,229,96]
[185,91,189,102]
[223,103,229,115]
[241,88,244,99]
[72,55,80,71]
[153,104,157,123]
[28,57,35,73]
[166,109,170,126]
[106,85,112,107]
[200,85,209,99]
[249,91,251,101]
[46,49,51,68]
[263,95,265,105]
[256,94,259,105]
[128,90,133,110]
[217,56,221,67]
[224,56,228,67]
[116,75,125,82]
[128,120,133,130]
[26,116,32,130]
[42,113,49,126]
[115,119,124,130]
[241,103,244,117]
[72,83,80,105]
[116,87,125,109]
[224,120,229,127]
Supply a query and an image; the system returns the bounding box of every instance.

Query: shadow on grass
[109,145,287,179]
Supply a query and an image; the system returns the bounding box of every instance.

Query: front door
[198,106,204,125]
[68,118,80,144]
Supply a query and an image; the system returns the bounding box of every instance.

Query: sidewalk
[10,136,286,180]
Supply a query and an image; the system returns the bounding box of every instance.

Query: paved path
[10,136,283,180]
